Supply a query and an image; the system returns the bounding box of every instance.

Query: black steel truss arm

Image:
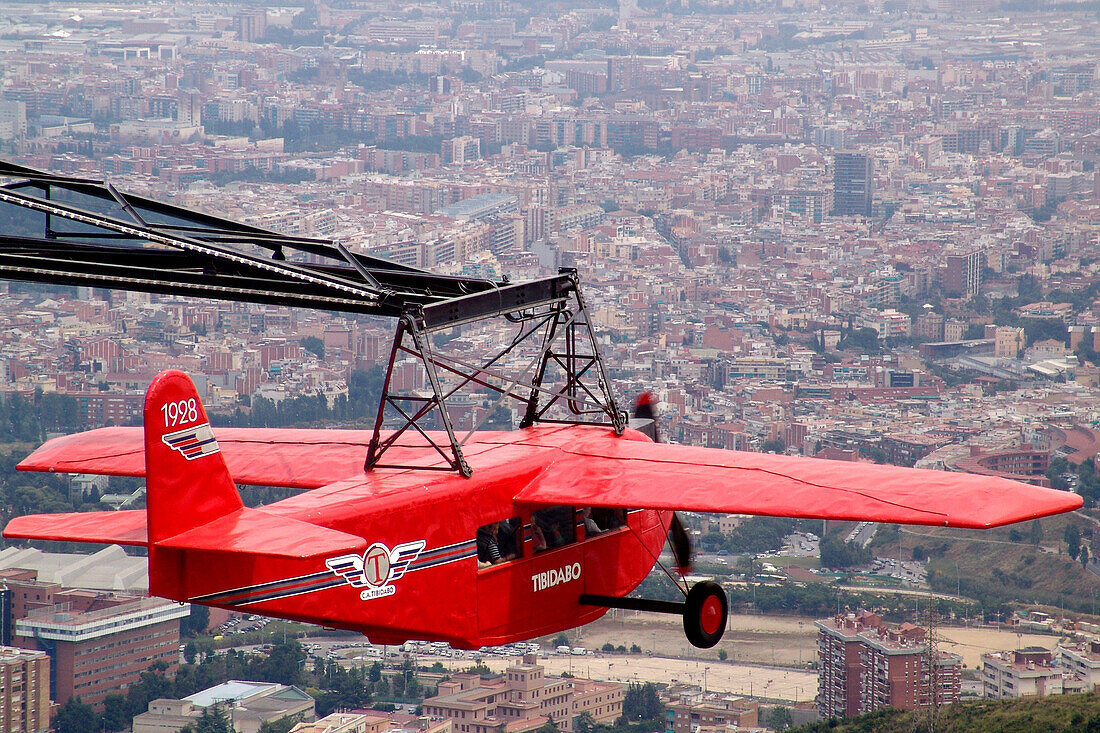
[0,162,627,475]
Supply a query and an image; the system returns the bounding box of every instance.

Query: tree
[301,335,325,359]
[400,656,421,698]
[1029,519,1044,546]
[1083,546,1090,568]
[1047,456,1071,490]
[552,633,570,648]
[1066,524,1081,560]
[483,404,513,430]
[1080,459,1100,507]
[844,327,881,354]
[622,682,664,722]
[182,604,210,636]
[764,706,793,730]
[263,639,306,686]
[761,438,785,454]
[101,694,130,732]
[54,698,98,733]
[260,719,300,733]
[1018,274,1042,302]
[184,641,198,665]
[969,293,990,315]
[820,533,871,570]
[574,712,597,733]
[194,703,234,733]
[717,649,727,660]
[537,718,560,733]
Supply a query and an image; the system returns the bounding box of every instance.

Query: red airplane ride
[3,370,1082,650]
[0,162,1084,650]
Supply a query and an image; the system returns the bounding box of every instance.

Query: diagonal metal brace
[365,313,472,477]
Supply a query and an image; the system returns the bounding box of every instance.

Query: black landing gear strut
[580,581,728,649]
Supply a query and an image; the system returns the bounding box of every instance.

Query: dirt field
[936,626,1064,668]
[573,610,819,667]
[575,611,1065,670]
[359,612,1066,703]
[432,651,819,702]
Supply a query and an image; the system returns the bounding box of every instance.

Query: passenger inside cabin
[477,518,520,567]
[532,505,574,551]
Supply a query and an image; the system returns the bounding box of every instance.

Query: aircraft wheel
[683,581,727,648]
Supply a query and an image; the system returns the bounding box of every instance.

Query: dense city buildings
[816,612,961,719]
[0,0,1097,725]
[0,0,1095,480]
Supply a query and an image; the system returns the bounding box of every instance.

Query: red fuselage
[163,428,672,648]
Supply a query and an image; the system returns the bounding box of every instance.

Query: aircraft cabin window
[532,505,575,551]
[582,507,626,536]
[477,517,521,567]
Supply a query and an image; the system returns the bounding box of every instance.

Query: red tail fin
[144,370,243,544]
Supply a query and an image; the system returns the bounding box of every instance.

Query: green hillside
[794,693,1100,733]
[869,511,1100,617]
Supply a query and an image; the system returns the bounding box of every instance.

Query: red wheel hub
[700,595,722,635]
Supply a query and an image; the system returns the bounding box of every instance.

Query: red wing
[3,505,367,558]
[512,435,1082,529]
[4,510,148,546]
[17,427,374,489]
[17,427,510,488]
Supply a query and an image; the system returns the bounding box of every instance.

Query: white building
[1057,640,1100,693]
[981,648,1072,699]
[0,100,27,140]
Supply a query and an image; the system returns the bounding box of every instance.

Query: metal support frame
[0,161,627,476]
[364,273,626,476]
[519,278,623,431]
[366,315,474,477]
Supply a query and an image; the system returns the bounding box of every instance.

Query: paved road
[834,584,964,601]
[846,522,877,548]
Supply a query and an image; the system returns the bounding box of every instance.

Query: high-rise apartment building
[236,9,267,43]
[442,136,481,164]
[0,647,49,733]
[0,101,27,141]
[816,612,961,719]
[942,251,983,299]
[832,152,873,217]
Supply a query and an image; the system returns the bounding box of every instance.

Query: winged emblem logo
[161,423,220,460]
[327,540,426,600]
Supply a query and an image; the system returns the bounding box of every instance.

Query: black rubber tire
[683,581,727,648]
